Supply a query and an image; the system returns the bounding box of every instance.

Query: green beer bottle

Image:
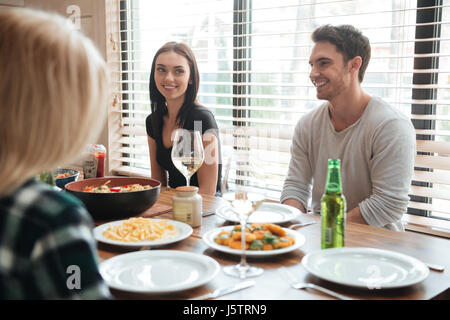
[321,159,346,249]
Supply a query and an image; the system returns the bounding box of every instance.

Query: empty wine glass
[221,151,266,279]
[171,129,205,187]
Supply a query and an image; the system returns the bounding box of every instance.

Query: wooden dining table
[96,187,450,300]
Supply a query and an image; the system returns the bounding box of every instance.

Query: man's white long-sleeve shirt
[281,96,416,231]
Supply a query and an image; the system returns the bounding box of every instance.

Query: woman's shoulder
[190,103,216,118]
[185,103,218,131]
[145,113,153,129]
[146,112,160,138]
[145,112,157,127]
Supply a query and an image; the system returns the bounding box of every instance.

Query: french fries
[103,217,177,242]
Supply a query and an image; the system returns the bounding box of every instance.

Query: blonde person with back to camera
[281,25,416,231]
[0,8,112,299]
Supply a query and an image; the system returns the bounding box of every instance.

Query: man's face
[309,41,351,102]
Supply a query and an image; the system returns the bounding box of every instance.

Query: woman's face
[154,50,191,106]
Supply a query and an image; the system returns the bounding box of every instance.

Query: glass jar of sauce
[172,186,202,227]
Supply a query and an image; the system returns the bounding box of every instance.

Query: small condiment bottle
[82,144,106,178]
[172,186,202,227]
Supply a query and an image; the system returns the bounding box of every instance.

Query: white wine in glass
[223,192,264,221]
[221,155,266,279]
[171,129,204,187]
[172,156,204,179]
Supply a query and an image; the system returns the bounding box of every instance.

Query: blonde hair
[0,8,109,195]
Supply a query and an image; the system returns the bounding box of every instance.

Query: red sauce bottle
[95,150,105,177]
[83,144,106,178]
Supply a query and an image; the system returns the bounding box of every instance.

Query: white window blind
[106,0,450,222]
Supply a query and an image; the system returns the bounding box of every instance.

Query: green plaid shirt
[0,179,111,299]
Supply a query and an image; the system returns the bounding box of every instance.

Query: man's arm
[282,198,307,213]
[358,118,416,228]
[280,118,313,213]
[347,206,368,224]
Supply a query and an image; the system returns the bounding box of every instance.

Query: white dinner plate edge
[301,247,429,289]
[100,250,220,294]
[215,202,301,224]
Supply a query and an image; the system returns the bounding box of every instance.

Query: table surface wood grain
[96,188,450,300]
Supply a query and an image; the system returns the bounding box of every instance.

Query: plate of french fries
[94,217,192,248]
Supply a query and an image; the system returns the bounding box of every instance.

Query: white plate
[202,226,305,257]
[302,247,429,289]
[99,250,220,293]
[216,202,301,224]
[94,218,193,248]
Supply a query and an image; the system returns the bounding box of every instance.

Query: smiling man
[281,25,416,231]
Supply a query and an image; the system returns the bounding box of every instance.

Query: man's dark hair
[312,24,371,82]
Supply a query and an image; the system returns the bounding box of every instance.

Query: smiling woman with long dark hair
[146,42,222,195]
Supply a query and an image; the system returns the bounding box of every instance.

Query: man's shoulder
[296,102,328,130]
[298,102,328,124]
[367,96,409,122]
[365,96,415,136]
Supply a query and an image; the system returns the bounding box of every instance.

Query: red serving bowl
[65,176,161,221]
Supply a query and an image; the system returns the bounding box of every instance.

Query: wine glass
[221,151,266,279]
[171,129,205,187]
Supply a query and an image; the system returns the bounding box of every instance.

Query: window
[106,0,450,225]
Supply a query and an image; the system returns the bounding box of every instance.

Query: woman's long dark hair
[149,42,200,137]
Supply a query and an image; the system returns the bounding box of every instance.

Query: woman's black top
[146,104,222,194]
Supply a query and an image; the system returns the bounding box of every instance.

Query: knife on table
[202,211,216,217]
[190,280,255,300]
